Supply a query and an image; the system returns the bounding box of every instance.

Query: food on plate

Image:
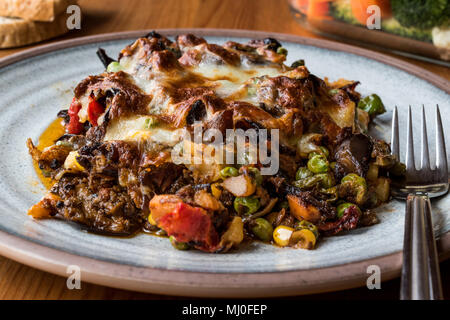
[27,32,402,253]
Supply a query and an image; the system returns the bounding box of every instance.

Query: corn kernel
[273,225,294,247]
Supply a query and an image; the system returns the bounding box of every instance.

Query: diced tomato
[87,95,105,127]
[158,202,219,252]
[67,98,83,134]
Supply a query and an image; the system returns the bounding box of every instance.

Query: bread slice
[0,0,76,22]
[0,12,68,48]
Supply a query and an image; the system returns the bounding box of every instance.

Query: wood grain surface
[0,0,448,300]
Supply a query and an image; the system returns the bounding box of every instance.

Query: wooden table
[0,0,448,300]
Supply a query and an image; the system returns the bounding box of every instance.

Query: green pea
[248,167,263,185]
[296,167,313,181]
[293,175,322,189]
[220,167,239,179]
[307,154,329,173]
[329,89,340,96]
[291,59,305,68]
[295,220,319,239]
[169,236,190,250]
[316,173,335,188]
[107,61,122,73]
[321,186,338,202]
[358,94,386,117]
[144,117,158,129]
[234,196,261,215]
[277,47,288,55]
[251,218,274,242]
[309,146,330,159]
[341,173,367,188]
[337,203,361,219]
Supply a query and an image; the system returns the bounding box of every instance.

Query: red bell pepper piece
[87,96,105,127]
[158,202,219,252]
[67,98,83,134]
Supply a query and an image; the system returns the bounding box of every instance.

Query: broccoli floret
[329,0,359,25]
[382,18,432,42]
[391,0,449,30]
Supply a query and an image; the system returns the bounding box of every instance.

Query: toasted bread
[0,12,68,48]
[0,0,76,22]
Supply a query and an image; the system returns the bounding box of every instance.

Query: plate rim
[0,28,449,297]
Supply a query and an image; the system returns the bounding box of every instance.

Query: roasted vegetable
[375,177,390,203]
[366,163,379,182]
[28,193,61,219]
[287,194,321,223]
[223,174,256,197]
[273,225,294,247]
[316,173,335,189]
[308,154,329,173]
[64,151,85,171]
[149,195,183,224]
[246,167,263,185]
[194,190,223,211]
[158,202,219,252]
[293,175,322,189]
[289,229,316,249]
[219,216,244,251]
[234,196,261,215]
[251,218,274,242]
[296,167,314,181]
[318,204,361,235]
[291,59,305,68]
[335,133,372,178]
[107,61,122,73]
[339,173,368,205]
[220,166,239,179]
[358,94,386,117]
[295,220,319,239]
[337,202,361,219]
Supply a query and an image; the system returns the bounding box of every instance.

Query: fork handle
[400,194,443,300]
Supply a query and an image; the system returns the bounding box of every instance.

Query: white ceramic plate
[0,29,449,297]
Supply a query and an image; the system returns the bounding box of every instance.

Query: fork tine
[420,105,431,173]
[391,106,400,160]
[435,105,448,180]
[406,106,416,173]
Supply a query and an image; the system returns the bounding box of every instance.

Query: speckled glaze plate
[0,29,449,297]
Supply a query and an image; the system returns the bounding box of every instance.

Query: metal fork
[391,105,448,300]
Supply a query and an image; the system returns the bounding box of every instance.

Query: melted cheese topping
[80,46,288,148]
[104,115,185,146]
